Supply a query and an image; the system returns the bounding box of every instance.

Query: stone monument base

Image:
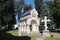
[43,30,51,37]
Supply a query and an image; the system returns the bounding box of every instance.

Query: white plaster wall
[18,8,40,35]
[32,24,36,31]
[18,23,22,35]
[27,17,40,25]
[26,17,40,34]
[26,24,30,34]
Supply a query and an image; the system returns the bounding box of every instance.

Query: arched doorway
[29,25,32,31]
[29,20,37,32]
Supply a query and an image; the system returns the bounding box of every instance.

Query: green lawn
[28,35,39,40]
[6,30,18,36]
[6,30,40,40]
[45,37,60,40]
[6,30,60,40]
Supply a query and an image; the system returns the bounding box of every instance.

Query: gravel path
[51,32,60,37]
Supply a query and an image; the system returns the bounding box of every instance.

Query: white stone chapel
[18,8,40,35]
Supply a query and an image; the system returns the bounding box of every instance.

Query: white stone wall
[18,8,40,35]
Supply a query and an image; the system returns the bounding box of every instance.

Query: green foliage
[47,0,60,29]
[3,15,12,23]
[35,0,43,17]
[24,4,32,12]
[45,37,60,40]
[6,30,18,36]
[0,0,16,28]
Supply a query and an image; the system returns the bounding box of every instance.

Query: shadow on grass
[0,30,31,40]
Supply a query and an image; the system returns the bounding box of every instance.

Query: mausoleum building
[18,8,40,35]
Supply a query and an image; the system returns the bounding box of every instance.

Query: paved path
[51,32,60,37]
[36,32,60,40]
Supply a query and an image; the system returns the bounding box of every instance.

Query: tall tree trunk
[7,23,8,29]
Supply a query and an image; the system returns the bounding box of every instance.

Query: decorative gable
[31,8,38,17]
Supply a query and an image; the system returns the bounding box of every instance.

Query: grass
[4,30,60,40]
[28,35,39,40]
[6,30,18,36]
[6,30,39,40]
[0,30,31,40]
[45,37,60,40]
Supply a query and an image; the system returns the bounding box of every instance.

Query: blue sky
[24,0,35,8]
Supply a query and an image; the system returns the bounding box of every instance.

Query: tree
[0,0,8,25]
[14,0,25,21]
[35,0,43,17]
[24,4,32,12]
[0,0,16,29]
[47,0,60,29]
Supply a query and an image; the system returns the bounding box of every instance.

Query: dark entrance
[29,25,32,31]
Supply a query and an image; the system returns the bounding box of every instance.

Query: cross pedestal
[42,16,51,37]
[43,30,50,37]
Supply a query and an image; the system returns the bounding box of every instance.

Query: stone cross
[42,16,50,30]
